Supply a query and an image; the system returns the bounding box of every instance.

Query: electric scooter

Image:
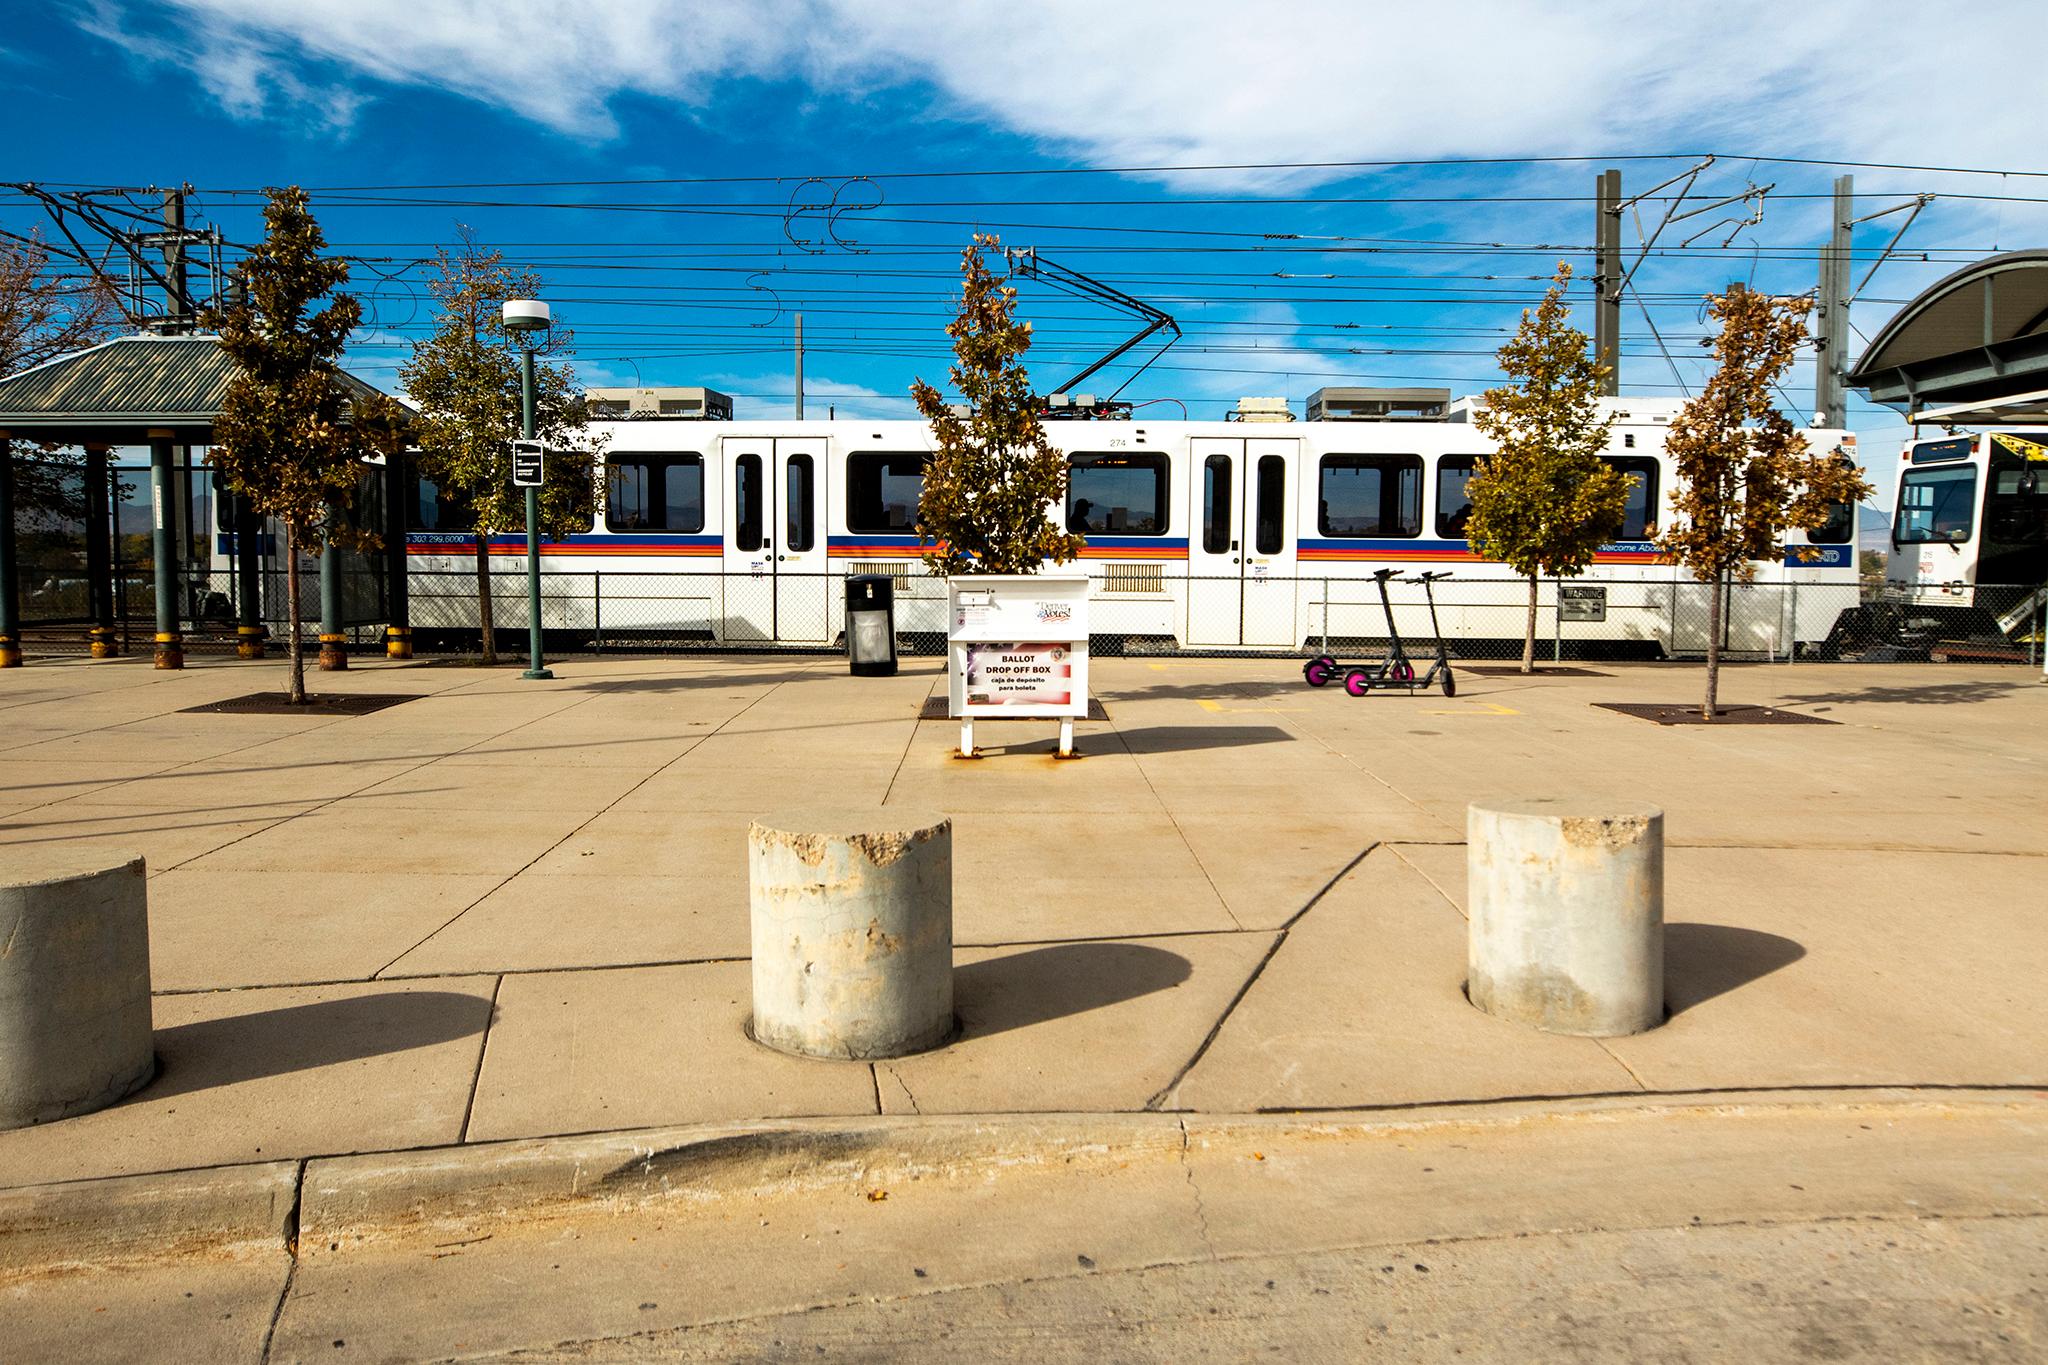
[1301,570,1457,698]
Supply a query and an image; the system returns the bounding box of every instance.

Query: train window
[1808,501,1854,545]
[847,451,929,533]
[1437,456,1480,538]
[1067,452,1168,535]
[1896,465,1976,543]
[1318,455,1422,538]
[605,454,704,533]
[1254,455,1285,555]
[734,453,763,552]
[1600,456,1660,538]
[1201,454,1233,553]
[786,453,815,552]
[413,476,475,532]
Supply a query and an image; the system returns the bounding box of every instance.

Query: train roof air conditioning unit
[582,386,734,420]
[1230,396,1294,422]
[1307,387,1451,422]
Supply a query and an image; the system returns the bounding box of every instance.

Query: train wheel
[1344,669,1373,697]
[1440,667,1457,698]
[1303,660,1330,687]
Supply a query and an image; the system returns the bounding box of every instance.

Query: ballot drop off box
[946,575,1092,758]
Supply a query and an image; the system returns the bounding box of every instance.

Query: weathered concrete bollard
[1467,799,1663,1037]
[748,811,954,1060]
[1,851,155,1128]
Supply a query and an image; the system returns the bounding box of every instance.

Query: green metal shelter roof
[0,333,409,444]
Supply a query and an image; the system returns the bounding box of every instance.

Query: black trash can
[846,574,898,676]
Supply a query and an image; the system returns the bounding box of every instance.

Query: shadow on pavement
[1665,923,1806,1013]
[1115,725,1296,754]
[144,990,492,1097]
[956,943,1193,1039]
[1780,680,2033,706]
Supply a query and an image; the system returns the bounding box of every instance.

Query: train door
[720,437,830,643]
[1187,437,1300,647]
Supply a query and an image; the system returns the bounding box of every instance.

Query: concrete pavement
[1,650,2045,1356]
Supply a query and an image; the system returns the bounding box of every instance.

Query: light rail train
[394,394,1861,658]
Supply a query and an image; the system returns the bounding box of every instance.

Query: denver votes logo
[1034,602,1073,623]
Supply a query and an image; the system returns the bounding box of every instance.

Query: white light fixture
[503,299,552,333]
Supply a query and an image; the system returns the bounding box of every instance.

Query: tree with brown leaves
[1659,285,1871,719]
[910,235,1083,575]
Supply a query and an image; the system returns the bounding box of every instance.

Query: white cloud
[91,1,2042,181]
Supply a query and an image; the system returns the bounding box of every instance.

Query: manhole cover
[181,692,420,717]
[918,696,1108,721]
[1593,702,1836,726]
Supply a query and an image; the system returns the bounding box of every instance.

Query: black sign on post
[511,440,544,487]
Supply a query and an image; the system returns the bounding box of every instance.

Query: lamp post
[503,298,553,681]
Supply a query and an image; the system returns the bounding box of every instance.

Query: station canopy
[1848,250,2048,425]
[0,332,406,446]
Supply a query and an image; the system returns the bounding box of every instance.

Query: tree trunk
[284,522,306,705]
[1702,570,1722,721]
[1521,572,1538,674]
[475,532,496,664]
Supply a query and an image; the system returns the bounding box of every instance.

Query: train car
[387,390,1862,659]
[1860,429,2048,657]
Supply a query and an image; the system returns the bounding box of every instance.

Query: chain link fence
[20,565,2045,666]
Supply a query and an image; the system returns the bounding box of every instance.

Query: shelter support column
[384,454,411,659]
[318,520,346,671]
[233,492,264,659]
[147,432,181,669]
[0,434,19,668]
[84,446,117,657]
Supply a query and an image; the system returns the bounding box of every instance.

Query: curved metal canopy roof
[1848,250,2048,419]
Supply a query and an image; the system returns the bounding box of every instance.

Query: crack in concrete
[1177,1117,1218,1261]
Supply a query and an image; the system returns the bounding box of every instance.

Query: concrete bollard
[0,851,156,1128]
[1467,799,1664,1037]
[748,811,954,1060]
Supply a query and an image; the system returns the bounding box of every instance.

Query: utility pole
[794,313,805,419]
[1814,174,1853,428]
[161,188,189,329]
[1593,169,1623,396]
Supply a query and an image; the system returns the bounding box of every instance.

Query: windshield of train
[1895,464,1976,543]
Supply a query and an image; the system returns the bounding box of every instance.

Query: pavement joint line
[1597,1039,1655,1093]
[867,1063,883,1117]
[879,674,942,807]
[1144,842,1380,1112]
[458,975,507,1145]
[367,667,796,979]
[1110,688,1245,932]
[1385,844,1469,921]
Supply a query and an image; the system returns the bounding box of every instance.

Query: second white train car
[402,396,1862,657]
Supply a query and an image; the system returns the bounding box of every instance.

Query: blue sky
[5,1,2042,508]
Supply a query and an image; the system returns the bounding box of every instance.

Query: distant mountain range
[1859,504,1891,551]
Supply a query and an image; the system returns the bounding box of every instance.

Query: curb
[4,1088,2043,1273]
[0,1160,298,1275]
